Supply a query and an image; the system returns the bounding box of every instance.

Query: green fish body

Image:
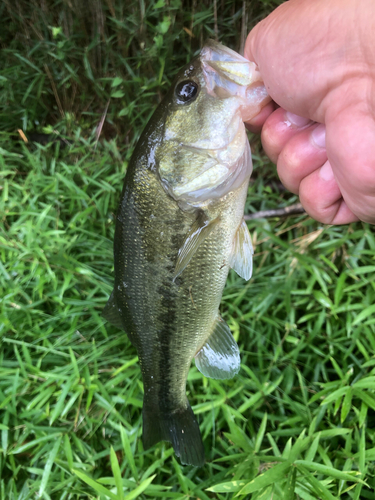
[103,41,269,466]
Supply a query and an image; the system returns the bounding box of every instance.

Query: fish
[103,40,270,467]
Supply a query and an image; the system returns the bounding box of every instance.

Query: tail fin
[143,401,205,467]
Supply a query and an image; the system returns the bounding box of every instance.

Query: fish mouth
[200,40,263,97]
[200,40,270,122]
[177,41,262,155]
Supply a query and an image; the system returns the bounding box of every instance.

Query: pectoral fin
[174,214,219,280]
[229,219,253,281]
[195,315,240,379]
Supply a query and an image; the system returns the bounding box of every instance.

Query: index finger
[245,101,276,134]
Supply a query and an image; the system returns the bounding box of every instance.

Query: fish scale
[103,40,270,466]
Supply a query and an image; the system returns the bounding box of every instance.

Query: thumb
[244,4,299,110]
[244,9,308,116]
[244,20,263,67]
[244,0,336,121]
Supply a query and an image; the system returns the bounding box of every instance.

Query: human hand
[245,0,375,224]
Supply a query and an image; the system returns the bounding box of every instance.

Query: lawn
[1,0,375,498]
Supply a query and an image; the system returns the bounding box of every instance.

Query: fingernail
[319,161,334,181]
[311,124,326,148]
[285,111,311,127]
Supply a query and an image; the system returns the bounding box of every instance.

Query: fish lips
[200,40,271,122]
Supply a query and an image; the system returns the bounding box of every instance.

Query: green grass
[1,0,375,498]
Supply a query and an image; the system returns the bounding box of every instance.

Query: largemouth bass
[103,41,270,466]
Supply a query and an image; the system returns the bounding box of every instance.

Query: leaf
[110,446,124,500]
[254,413,267,453]
[39,435,62,496]
[313,291,333,309]
[296,465,337,500]
[322,386,349,405]
[359,401,368,427]
[236,460,293,496]
[123,474,156,500]
[111,90,125,98]
[12,433,62,454]
[64,435,73,470]
[353,304,375,325]
[206,480,247,493]
[334,272,347,306]
[1,411,9,454]
[353,389,375,411]
[50,375,75,424]
[341,387,352,423]
[358,429,366,475]
[330,357,344,380]
[111,77,123,87]
[120,426,138,481]
[73,469,118,500]
[157,16,171,34]
[353,376,375,389]
[284,467,297,500]
[295,460,365,484]
[305,434,320,463]
[288,430,308,461]
[318,428,351,438]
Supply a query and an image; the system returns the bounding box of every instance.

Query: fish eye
[175,80,199,104]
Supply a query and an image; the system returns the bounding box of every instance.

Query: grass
[1,0,375,498]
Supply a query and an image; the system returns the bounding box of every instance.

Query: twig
[94,99,110,151]
[44,64,65,119]
[213,0,218,41]
[239,0,246,56]
[244,203,306,220]
[190,0,197,45]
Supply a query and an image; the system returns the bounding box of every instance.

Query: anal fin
[195,315,240,380]
[229,218,253,281]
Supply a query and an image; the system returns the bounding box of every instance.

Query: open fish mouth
[201,40,262,98]
[200,40,270,122]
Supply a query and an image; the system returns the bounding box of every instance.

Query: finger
[299,160,360,224]
[261,108,313,163]
[277,123,328,194]
[326,100,375,224]
[245,101,276,134]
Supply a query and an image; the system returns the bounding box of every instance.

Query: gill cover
[157,40,270,207]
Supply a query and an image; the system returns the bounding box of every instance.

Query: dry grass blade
[95,99,111,151]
